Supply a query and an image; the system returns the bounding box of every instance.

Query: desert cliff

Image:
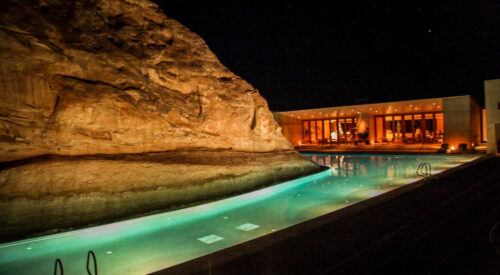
[0,0,320,241]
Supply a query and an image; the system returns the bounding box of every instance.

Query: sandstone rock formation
[0,0,321,241]
[0,0,293,160]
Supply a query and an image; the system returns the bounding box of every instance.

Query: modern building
[485,79,500,154]
[274,95,489,151]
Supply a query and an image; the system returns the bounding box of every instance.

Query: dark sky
[155,1,500,111]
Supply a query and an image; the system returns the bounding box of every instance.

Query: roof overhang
[277,97,444,120]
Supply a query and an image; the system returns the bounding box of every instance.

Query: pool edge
[151,154,490,275]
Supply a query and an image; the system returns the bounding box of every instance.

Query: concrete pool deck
[159,155,500,274]
[295,143,487,154]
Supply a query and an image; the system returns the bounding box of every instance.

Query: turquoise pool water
[0,154,479,274]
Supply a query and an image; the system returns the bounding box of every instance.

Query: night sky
[155,1,500,111]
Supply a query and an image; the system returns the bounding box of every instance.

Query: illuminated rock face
[0,0,320,240]
[0,0,292,161]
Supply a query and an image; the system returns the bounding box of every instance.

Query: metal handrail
[54,258,64,275]
[416,162,432,179]
[87,250,98,275]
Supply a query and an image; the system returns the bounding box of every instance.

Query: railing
[416,162,432,179]
[53,250,97,275]
[87,250,98,275]
[54,258,64,275]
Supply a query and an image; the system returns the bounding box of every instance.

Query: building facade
[485,79,500,154]
[274,95,485,150]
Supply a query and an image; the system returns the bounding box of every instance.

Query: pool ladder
[416,162,432,179]
[54,250,98,275]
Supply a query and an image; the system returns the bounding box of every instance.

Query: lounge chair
[437,143,449,153]
[458,143,467,152]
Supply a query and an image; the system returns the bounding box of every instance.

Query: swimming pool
[0,154,479,274]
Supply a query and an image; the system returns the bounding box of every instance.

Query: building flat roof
[275,96,470,120]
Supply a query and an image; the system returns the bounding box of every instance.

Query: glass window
[324,120,330,142]
[303,121,309,143]
[414,116,423,141]
[317,120,323,141]
[404,115,412,135]
[310,121,316,143]
[436,113,444,142]
[394,116,402,141]
[330,120,338,142]
[425,113,434,136]
[338,119,345,140]
[376,116,384,142]
[384,116,394,141]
